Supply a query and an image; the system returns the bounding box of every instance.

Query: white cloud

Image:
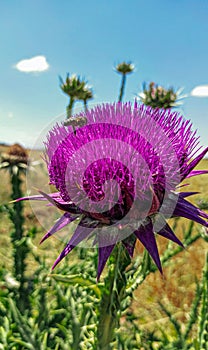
[191,85,208,97]
[15,55,49,73]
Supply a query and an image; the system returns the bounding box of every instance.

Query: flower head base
[17,103,208,278]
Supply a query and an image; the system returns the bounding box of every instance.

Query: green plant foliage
[115,61,135,102]
[59,74,93,118]
[138,82,185,109]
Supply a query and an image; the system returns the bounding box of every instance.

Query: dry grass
[132,159,208,337]
[0,144,208,338]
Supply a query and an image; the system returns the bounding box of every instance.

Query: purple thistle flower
[18,102,208,279]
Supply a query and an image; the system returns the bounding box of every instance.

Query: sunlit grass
[132,159,208,337]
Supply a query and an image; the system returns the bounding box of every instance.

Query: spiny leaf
[10,337,34,349]
[50,274,101,298]
[8,299,36,348]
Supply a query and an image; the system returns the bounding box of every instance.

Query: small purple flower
[18,102,208,278]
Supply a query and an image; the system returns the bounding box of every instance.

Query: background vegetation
[0,67,207,349]
[0,143,207,349]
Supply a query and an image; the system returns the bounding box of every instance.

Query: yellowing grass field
[133,158,208,336]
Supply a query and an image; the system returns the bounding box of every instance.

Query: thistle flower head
[79,86,93,102]
[115,62,135,75]
[0,143,29,174]
[17,103,208,278]
[59,74,86,99]
[138,82,186,109]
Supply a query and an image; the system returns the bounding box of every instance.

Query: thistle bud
[115,61,135,75]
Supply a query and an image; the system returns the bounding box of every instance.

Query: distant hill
[0,142,9,147]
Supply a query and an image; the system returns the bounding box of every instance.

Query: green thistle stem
[67,97,75,118]
[97,243,130,349]
[67,97,77,134]
[10,171,28,312]
[11,172,24,240]
[83,99,87,112]
[118,74,126,102]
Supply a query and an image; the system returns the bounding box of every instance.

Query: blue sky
[0,0,208,149]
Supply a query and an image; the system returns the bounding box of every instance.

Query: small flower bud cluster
[115,61,135,75]
[138,82,184,109]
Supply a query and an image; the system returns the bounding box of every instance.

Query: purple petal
[97,244,115,281]
[179,192,199,198]
[173,196,208,227]
[11,192,60,203]
[122,236,136,257]
[187,170,208,178]
[38,190,81,214]
[176,183,190,189]
[178,195,208,219]
[173,206,208,226]
[181,147,208,181]
[134,221,162,273]
[157,223,184,247]
[40,212,77,244]
[52,218,98,269]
